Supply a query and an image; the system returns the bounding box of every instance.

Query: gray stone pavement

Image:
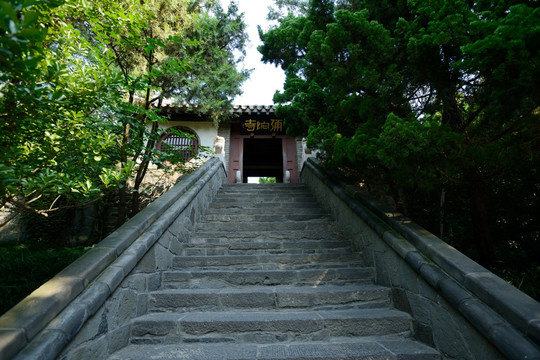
[108,184,441,359]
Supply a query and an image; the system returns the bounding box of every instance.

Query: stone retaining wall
[0,157,227,360]
[301,158,540,360]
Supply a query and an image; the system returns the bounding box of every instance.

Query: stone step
[204,206,327,215]
[190,229,346,242]
[184,238,350,249]
[216,191,315,197]
[181,242,353,256]
[171,260,365,273]
[148,284,391,312]
[201,213,330,222]
[220,183,309,190]
[213,193,317,201]
[110,183,441,360]
[172,253,362,268]
[162,266,374,289]
[209,200,321,210]
[218,183,311,193]
[109,339,441,360]
[195,220,335,232]
[130,308,412,343]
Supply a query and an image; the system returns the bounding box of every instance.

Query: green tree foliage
[259,177,277,183]
[1,0,125,220]
[76,0,249,219]
[267,0,309,20]
[260,0,540,269]
[1,0,248,230]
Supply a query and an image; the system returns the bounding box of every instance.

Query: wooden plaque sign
[240,118,285,135]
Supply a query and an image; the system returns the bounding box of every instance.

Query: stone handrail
[301,158,540,360]
[0,157,225,360]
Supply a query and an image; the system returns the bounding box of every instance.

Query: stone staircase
[109,184,440,359]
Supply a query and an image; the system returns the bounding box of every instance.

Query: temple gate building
[158,104,314,183]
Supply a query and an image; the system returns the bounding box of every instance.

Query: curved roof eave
[160,104,276,116]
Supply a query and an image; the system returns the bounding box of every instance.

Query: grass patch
[0,242,89,316]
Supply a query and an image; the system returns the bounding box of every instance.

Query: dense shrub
[0,242,88,315]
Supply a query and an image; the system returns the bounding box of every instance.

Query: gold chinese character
[259,121,270,130]
[271,119,283,133]
[244,119,256,132]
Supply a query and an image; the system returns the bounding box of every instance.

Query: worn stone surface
[131,308,411,338]
[58,333,109,360]
[95,266,125,294]
[464,271,540,341]
[107,325,130,355]
[47,303,88,340]
[162,267,373,289]
[109,339,440,360]
[74,282,111,316]
[0,329,26,360]
[148,285,389,313]
[14,329,67,360]
[105,184,441,359]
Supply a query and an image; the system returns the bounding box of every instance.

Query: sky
[221,0,286,105]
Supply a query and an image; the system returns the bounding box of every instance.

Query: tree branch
[436,167,470,185]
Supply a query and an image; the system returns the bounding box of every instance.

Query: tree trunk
[116,184,127,228]
[128,50,159,217]
[467,170,496,266]
[129,121,159,216]
[389,181,408,215]
[438,78,495,263]
[129,94,162,217]
[117,110,132,227]
[440,187,446,239]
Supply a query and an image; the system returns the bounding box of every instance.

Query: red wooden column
[283,137,298,183]
[228,136,242,183]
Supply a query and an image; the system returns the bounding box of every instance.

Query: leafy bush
[0,243,88,315]
[259,177,277,184]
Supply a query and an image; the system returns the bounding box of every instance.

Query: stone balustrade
[301,158,540,360]
[1,155,539,359]
[0,157,226,360]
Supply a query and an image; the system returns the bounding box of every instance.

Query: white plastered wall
[158,120,226,167]
[161,121,218,149]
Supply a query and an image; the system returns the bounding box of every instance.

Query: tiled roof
[159,104,205,114]
[231,105,276,115]
[159,104,276,116]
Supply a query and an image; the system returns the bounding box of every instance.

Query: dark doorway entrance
[228,122,299,183]
[243,139,283,183]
